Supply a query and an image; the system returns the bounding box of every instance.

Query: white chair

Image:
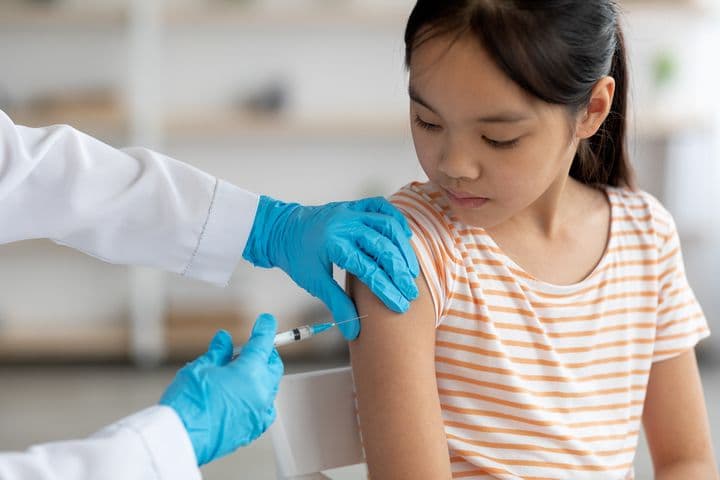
[269,366,367,480]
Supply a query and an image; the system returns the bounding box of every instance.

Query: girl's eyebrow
[408,85,532,124]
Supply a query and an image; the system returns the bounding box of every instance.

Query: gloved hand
[243,196,420,340]
[159,314,283,466]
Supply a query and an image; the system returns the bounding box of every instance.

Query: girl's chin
[449,207,499,229]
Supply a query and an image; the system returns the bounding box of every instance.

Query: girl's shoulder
[390,181,455,232]
[606,185,678,244]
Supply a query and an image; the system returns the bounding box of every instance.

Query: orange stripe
[615,213,652,222]
[416,253,442,320]
[469,252,659,285]
[446,432,636,457]
[406,213,454,304]
[457,273,659,300]
[437,324,656,353]
[529,274,658,299]
[394,191,457,243]
[449,449,633,471]
[658,265,678,283]
[469,257,506,268]
[435,356,650,383]
[614,228,654,237]
[435,341,653,369]
[653,342,709,358]
[456,227,489,236]
[440,403,641,429]
[655,325,709,343]
[442,311,656,338]
[655,312,704,333]
[533,291,655,309]
[611,201,648,211]
[538,307,656,324]
[454,471,556,480]
[436,371,646,399]
[453,261,660,300]
[507,266,542,281]
[393,196,462,263]
[657,298,695,316]
[659,284,690,302]
[556,336,655,353]
[456,289,657,310]
[445,304,658,327]
[451,467,520,478]
[513,321,655,338]
[486,305,535,317]
[438,388,645,415]
[443,420,639,443]
[609,243,656,254]
[465,242,505,255]
[658,246,680,264]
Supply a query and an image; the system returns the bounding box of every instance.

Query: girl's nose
[437,139,482,181]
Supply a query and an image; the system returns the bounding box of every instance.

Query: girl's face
[409,33,580,229]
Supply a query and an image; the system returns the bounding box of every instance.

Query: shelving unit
[0,4,127,27]
[0,326,129,362]
[165,110,408,141]
[165,4,409,28]
[7,105,128,140]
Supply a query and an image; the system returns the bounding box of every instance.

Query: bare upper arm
[642,349,718,474]
[348,272,452,480]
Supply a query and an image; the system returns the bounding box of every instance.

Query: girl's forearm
[654,460,719,480]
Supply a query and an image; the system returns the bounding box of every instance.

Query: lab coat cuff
[183,180,260,286]
[118,405,201,480]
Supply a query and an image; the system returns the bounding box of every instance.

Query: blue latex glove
[160,314,283,466]
[242,196,420,340]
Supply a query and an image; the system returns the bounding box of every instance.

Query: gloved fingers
[355,225,418,302]
[264,405,277,432]
[237,313,278,364]
[192,330,234,367]
[315,275,361,340]
[268,348,285,378]
[330,240,410,314]
[360,213,419,278]
[350,197,413,237]
[210,330,235,365]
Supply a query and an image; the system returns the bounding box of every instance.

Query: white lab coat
[0,109,262,480]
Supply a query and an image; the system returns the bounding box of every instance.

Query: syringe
[232,315,367,358]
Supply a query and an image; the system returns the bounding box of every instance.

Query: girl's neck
[488,176,592,243]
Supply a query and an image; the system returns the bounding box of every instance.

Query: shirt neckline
[442,184,618,293]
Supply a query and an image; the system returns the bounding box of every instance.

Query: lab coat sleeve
[0,109,259,286]
[0,406,201,480]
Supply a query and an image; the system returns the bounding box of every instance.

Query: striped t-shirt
[390,181,709,480]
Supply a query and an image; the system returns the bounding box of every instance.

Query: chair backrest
[269,366,365,480]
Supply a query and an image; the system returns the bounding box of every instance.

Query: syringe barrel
[273,325,314,347]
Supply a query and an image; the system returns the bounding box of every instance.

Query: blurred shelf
[165,110,409,141]
[165,5,409,28]
[166,307,249,360]
[631,108,714,139]
[7,104,129,141]
[0,326,128,361]
[0,4,127,27]
[621,0,718,14]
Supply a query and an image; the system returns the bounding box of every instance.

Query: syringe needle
[329,314,368,327]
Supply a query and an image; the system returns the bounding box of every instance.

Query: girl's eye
[413,115,442,132]
[483,137,520,149]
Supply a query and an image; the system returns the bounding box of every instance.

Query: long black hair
[405,0,635,189]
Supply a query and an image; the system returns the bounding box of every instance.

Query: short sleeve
[652,214,710,363]
[391,185,458,327]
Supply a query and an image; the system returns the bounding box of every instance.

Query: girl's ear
[575,76,616,140]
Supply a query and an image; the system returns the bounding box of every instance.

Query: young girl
[349,1,717,479]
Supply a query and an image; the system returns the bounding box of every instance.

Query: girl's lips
[443,188,489,208]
